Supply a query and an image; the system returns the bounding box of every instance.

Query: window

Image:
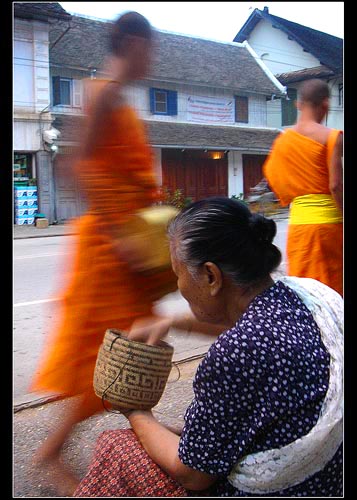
[150,88,177,115]
[282,87,297,126]
[154,90,167,113]
[59,79,71,105]
[52,76,82,107]
[13,153,33,181]
[235,95,249,123]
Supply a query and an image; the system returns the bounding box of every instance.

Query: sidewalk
[13,221,77,239]
[13,208,288,240]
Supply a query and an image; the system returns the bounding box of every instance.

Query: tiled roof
[146,121,280,150]
[276,65,335,85]
[148,31,282,94]
[14,2,72,21]
[233,8,343,73]
[49,15,110,69]
[53,114,280,151]
[49,14,284,96]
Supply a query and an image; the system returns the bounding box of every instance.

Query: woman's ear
[203,262,223,296]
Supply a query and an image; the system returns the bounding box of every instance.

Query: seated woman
[74,197,343,497]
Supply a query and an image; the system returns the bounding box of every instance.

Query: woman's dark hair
[110,11,152,55]
[168,197,282,286]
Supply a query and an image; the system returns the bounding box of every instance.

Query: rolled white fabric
[228,277,343,494]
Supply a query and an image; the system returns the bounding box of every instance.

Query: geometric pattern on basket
[93,329,174,410]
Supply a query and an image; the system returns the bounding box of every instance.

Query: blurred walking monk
[263,79,343,296]
[29,12,175,495]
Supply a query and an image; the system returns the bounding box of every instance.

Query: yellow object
[35,218,49,228]
[289,194,343,225]
[117,205,179,274]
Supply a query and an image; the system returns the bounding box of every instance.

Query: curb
[14,232,77,240]
[14,216,288,241]
[13,394,66,413]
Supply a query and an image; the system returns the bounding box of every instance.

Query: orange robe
[263,128,343,296]
[30,84,174,411]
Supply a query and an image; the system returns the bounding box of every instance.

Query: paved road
[13,220,287,407]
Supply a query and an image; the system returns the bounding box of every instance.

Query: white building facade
[13,3,72,223]
[234,7,343,131]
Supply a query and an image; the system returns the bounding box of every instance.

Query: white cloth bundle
[228,277,343,494]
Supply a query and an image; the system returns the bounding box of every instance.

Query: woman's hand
[127,315,173,345]
[127,409,217,491]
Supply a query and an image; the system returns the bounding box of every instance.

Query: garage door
[53,153,86,222]
[242,154,268,196]
[162,149,228,202]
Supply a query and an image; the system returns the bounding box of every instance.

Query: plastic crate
[15,207,38,217]
[14,198,38,208]
[15,215,35,225]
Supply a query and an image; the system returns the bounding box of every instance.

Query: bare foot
[32,452,80,496]
[50,459,80,496]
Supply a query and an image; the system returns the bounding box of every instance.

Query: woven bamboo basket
[94,328,174,410]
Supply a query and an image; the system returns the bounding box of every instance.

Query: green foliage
[160,187,192,210]
[230,193,247,204]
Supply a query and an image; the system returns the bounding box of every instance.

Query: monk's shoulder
[292,123,330,146]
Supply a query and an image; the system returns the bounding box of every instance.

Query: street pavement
[13,213,288,497]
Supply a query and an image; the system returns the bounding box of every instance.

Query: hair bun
[248,213,276,244]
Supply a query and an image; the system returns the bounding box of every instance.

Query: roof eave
[233,9,262,42]
[14,8,72,22]
[242,41,286,97]
[261,11,342,72]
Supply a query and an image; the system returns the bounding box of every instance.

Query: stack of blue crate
[14,186,38,225]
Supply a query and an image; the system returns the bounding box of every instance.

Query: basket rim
[95,354,173,376]
[105,328,174,353]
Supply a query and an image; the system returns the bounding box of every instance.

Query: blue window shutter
[149,88,155,113]
[167,90,177,115]
[52,76,61,106]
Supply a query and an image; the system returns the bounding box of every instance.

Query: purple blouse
[178,280,342,496]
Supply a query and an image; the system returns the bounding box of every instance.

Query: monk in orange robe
[263,79,343,296]
[30,12,175,495]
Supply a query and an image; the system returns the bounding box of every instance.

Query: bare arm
[328,132,343,213]
[127,410,217,491]
[127,313,228,346]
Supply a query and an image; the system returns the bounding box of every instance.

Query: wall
[228,151,244,197]
[14,18,53,153]
[122,81,268,128]
[14,18,51,113]
[325,78,343,130]
[266,98,282,128]
[247,19,343,131]
[14,17,56,222]
[49,67,274,129]
[13,113,52,151]
[247,19,320,75]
